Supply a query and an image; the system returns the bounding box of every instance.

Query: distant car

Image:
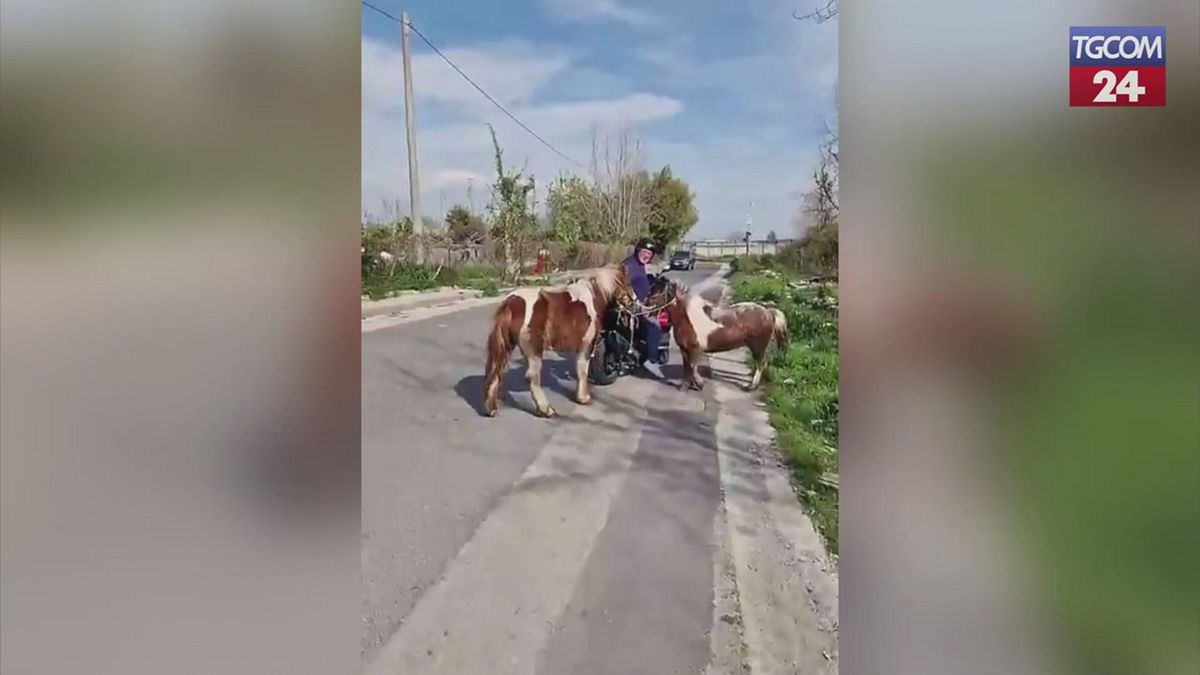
[668,248,696,271]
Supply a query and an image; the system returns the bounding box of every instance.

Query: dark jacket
[623,255,650,302]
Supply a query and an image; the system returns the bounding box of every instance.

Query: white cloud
[644,131,818,241]
[361,33,685,223]
[540,0,660,29]
[619,8,838,237]
[362,38,573,115]
[362,89,686,222]
[552,67,634,99]
[361,2,838,239]
[519,94,684,139]
[634,19,837,112]
[430,169,489,191]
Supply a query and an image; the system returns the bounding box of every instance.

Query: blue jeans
[641,318,663,364]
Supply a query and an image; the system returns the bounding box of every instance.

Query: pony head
[646,274,679,309]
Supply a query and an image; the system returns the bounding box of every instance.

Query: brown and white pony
[483,266,635,417]
[654,281,788,390]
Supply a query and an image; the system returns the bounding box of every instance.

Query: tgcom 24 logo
[1069,26,1165,106]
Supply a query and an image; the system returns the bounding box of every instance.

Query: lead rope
[618,298,674,320]
[589,296,674,361]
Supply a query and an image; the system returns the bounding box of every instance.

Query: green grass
[361,264,503,300]
[731,271,840,554]
[730,249,836,281]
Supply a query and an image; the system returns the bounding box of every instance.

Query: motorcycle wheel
[588,337,621,386]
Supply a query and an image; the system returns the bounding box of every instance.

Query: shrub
[731,274,789,304]
[445,205,486,244]
[778,225,837,277]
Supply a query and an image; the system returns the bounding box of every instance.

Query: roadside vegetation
[731,259,839,552]
[362,123,699,299]
[729,109,839,551]
[360,260,502,301]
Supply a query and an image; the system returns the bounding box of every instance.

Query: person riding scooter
[622,238,666,380]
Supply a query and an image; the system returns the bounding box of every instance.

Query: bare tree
[793,0,837,23]
[816,116,838,214]
[794,109,838,236]
[589,124,655,243]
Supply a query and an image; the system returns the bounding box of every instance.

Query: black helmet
[634,237,658,255]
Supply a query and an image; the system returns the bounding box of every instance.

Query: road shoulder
[709,354,839,674]
[702,271,839,674]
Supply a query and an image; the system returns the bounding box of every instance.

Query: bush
[361,262,504,301]
[544,241,627,270]
[730,253,783,276]
[471,278,500,297]
[732,237,838,279]
[778,226,837,277]
[731,274,789,304]
[361,263,441,300]
[445,205,486,244]
[449,265,503,296]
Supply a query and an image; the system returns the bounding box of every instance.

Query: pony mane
[587,265,621,300]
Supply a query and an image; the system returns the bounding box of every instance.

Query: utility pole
[401,12,423,262]
[745,200,753,256]
[467,178,475,215]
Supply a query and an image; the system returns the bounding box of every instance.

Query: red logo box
[1069,66,1166,106]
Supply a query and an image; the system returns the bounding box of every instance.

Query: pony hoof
[485,408,498,417]
[537,406,557,418]
[576,395,591,406]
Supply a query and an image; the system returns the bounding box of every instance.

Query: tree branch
[793,0,837,23]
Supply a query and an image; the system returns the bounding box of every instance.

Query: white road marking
[363,381,659,675]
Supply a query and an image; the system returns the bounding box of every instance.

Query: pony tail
[486,305,515,377]
[483,299,519,415]
[770,308,789,352]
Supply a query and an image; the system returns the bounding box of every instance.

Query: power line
[404,22,584,168]
[361,0,400,24]
[361,1,584,169]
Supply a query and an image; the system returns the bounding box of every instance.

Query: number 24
[1093,70,1146,102]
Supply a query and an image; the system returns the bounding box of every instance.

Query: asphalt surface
[361,263,837,674]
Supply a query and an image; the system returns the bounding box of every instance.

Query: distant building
[680,237,796,259]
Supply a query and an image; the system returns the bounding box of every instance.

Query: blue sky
[362,0,837,239]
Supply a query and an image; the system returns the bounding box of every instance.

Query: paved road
[362,263,837,674]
